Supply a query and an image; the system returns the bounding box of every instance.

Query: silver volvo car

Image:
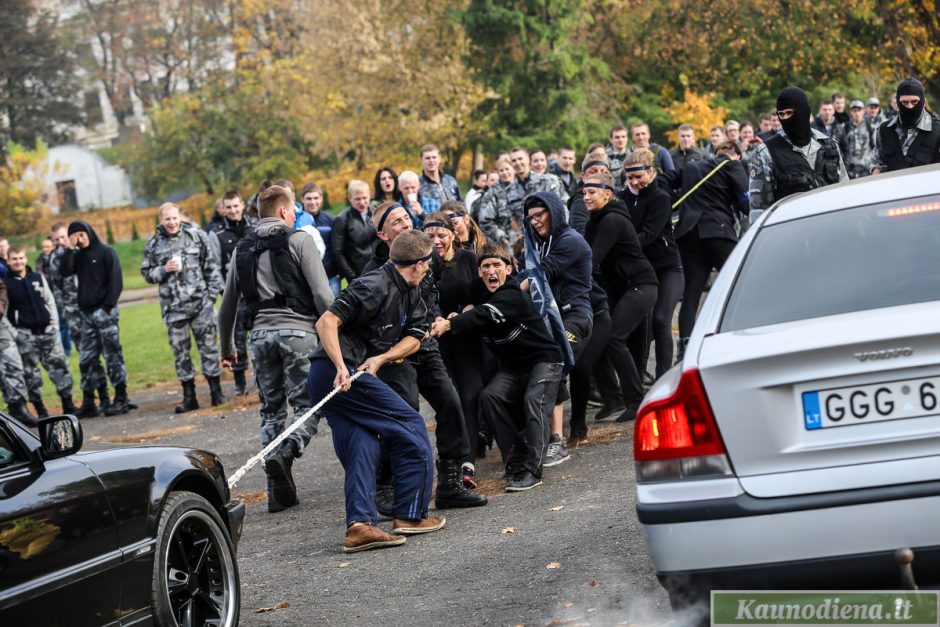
[634,164,940,607]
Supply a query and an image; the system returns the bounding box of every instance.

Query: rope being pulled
[227,370,364,489]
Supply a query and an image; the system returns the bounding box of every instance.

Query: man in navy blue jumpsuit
[311,230,446,553]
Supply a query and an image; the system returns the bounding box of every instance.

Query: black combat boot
[9,399,38,427]
[76,390,99,419]
[33,400,49,419]
[105,383,129,416]
[60,392,78,415]
[207,375,225,406]
[97,385,111,415]
[434,459,488,509]
[233,370,248,396]
[174,380,199,414]
[264,439,299,513]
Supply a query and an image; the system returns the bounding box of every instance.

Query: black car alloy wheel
[153,491,240,627]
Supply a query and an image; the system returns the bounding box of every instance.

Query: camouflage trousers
[15,328,73,403]
[248,328,319,457]
[165,300,222,382]
[0,319,28,405]
[78,307,128,392]
[232,299,251,373]
[63,306,84,346]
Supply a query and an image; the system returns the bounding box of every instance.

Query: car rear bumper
[658,545,940,601]
[225,499,246,548]
[640,485,940,577]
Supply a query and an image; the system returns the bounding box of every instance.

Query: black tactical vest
[212,220,245,278]
[234,226,317,323]
[765,134,843,201]
[877,114,940,172]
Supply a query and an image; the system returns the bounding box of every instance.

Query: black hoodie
[523,191,593,321]
[584,198,657,303]
[60,221,123,312]
[449,275,561,372]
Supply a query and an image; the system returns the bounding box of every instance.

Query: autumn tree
[0,142,51,235]
[71,0,230,125]
[665,91,729,148]
[458,0,619,151]
[0,2,83,159]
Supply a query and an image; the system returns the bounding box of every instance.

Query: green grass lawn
[38,301,208,406]
[113,239,150,290]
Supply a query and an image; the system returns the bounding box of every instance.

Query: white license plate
[803,375,940,430]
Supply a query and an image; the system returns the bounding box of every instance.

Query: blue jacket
[523,191,593,321]
[310,210,337,277]
[293,202,315,229]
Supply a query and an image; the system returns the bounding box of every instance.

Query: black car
[0,413,245,626]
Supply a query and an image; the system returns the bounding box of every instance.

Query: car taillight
[634,368,733,482]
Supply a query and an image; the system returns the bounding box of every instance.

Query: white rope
[227,370,364,489]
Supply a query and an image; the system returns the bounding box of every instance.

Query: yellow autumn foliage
[665,91,730,147]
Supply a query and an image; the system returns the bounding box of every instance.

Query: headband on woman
[622,165,651,172]
[582,161,609,171]
[423,221,453,232]
[376,203,404,233]
[391,251,433,267]
[582,182,614,191]
[446,212,463,220]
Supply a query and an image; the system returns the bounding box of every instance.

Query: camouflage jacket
[47,246,79,312]
[478,172,569,244]
[141,222,223,322]
[842,120,875,178]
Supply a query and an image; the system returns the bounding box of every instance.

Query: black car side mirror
[38,415,83,460]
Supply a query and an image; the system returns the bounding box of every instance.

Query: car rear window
[721,196,940,331]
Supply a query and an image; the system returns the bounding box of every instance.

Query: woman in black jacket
[619,150,684,378]
[583,171,658,421]
[425,211,488,463]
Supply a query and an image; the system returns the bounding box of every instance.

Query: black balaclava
[776,86,812,146]
[896,78,926,130]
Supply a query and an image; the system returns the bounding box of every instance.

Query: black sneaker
[594,400,625,421]
[375,482,395,518]
[506,472,543,492]
[615,403,641,423]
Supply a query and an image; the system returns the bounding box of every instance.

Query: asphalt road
[82,379,677,626]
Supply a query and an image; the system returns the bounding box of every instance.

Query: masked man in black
[872,78,940,174]
[748,86,848,222]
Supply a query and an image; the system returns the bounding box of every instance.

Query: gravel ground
[82,377,676,626]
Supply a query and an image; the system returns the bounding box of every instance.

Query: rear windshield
[721,195,940,331]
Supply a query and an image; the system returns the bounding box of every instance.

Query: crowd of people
[1,79,938,553]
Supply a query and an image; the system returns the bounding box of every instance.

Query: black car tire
[151,491,241,627]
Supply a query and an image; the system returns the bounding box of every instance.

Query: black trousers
[439,332,485,463]
[378,347,471,462]
[570,309,611,436]
[479,361,563,479]
[607,285,658,408]
[650,267,685,377]
[554,313,593,404]
[677,230,737,339]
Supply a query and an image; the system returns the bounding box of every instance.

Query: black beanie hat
[67,221,88,236]
[896,77,926,129]
[776,86,812,147]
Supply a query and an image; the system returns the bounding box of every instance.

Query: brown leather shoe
[343,523,406,553]
[391,515,446,535]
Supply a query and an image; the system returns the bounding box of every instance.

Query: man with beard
[748,86,848,221]
[871,78,940,174]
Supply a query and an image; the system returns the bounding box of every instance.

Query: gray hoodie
[217,217,334,357]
